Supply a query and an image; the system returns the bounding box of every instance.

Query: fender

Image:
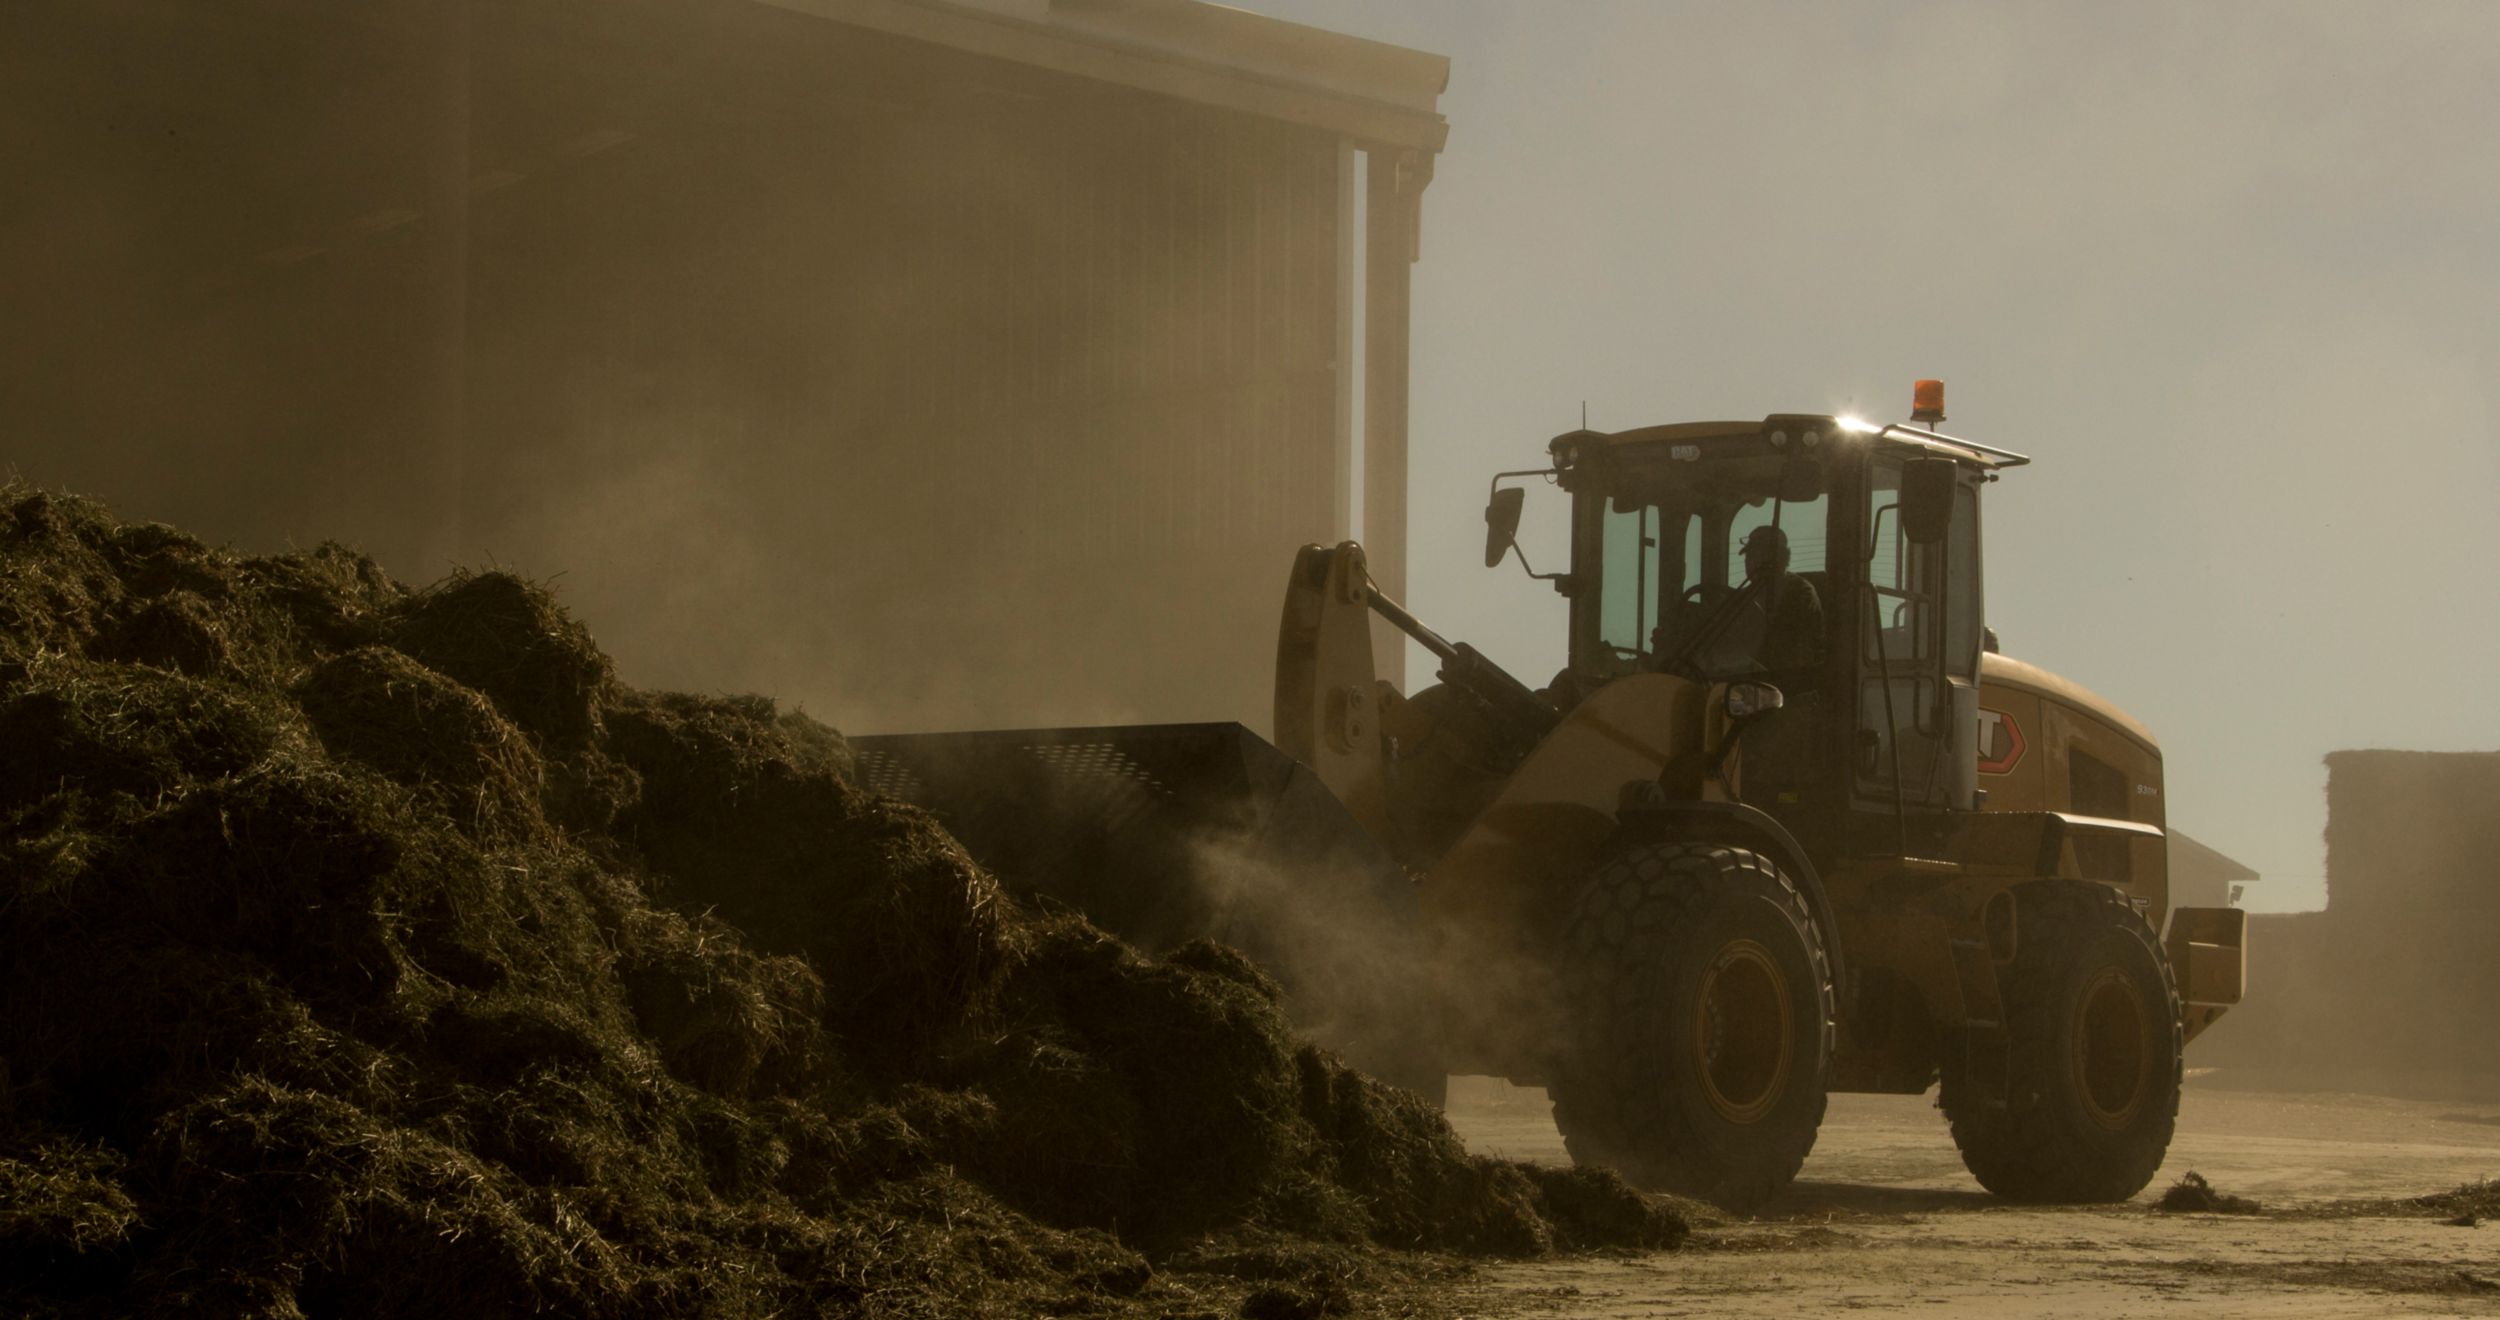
[1942,808,2166,886]
[1613,798,1845,992]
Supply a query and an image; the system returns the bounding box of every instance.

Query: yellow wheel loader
[855,386,2247,1210]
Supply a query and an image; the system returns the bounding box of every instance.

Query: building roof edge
[756,0,1451,152]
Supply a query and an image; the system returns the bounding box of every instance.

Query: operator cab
[1557,420,1838,685]
[1489,398,2027,863]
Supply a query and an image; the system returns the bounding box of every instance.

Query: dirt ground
[1440,1073,2500,1317]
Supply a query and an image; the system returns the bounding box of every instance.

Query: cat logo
[1977,707,2026,775]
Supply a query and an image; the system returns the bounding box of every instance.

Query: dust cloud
[1180,816,1573,1097]
[1180,826,1438,1076]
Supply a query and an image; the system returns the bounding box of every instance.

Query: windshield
[1590,452,1832,680]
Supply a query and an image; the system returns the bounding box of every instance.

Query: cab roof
[1552,415,2031,471]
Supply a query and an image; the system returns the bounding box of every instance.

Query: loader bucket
[850,723,1436,1088]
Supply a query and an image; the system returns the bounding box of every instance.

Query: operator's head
[1740,525,1791,582]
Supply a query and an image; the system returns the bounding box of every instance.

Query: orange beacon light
[1910,379,1946,425]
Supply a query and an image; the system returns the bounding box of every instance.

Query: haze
[7,0,2491,915]
[1249,0,2500,914]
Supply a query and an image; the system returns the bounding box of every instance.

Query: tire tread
[1550,843,1834,1211]
[1940,880,2183,1203]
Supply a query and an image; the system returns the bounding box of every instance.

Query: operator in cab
[1738,525,1824,682]
[1723,524,1826,823]
[1638,523,1826,687]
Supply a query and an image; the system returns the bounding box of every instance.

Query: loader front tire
[1940,880,2181,1203]
[1549,843,1833,1212]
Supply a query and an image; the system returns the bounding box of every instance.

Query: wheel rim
[2071,965,2151,1130]
[1692,938,1794,1125]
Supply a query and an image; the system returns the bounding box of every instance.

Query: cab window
[1944,484,1981,678]
[1727,496,1830,583]
[1862,465,1935,664]
[1596,500,1663,665]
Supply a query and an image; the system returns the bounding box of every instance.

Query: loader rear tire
[1548,843,1833,1212]
[1939,880,2181,1203]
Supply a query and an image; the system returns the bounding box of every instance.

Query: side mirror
[1484,486,1526,568]
[1900,457,1958,545]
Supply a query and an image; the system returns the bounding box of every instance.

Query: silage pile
[0,486,1681,1318]
[2153,1172,2262,1216]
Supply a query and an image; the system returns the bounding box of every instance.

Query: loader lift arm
[1276,540,1564,859]
[1366,572,1562,766]
[1277,541,1558,775]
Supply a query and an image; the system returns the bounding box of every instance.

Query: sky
[1241,0,2500,913]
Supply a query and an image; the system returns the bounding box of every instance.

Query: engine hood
[1978,652,2160,759]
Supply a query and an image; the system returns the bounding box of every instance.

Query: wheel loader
[853,383,2248,1210]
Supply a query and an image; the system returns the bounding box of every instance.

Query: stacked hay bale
[2194,750,2500,1100]
[0,486,1681,1318]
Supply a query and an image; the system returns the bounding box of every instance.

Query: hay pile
[2405,1180,2496,1228]
[0,486,1681,1318]
[2154,1172,2263,1215]
[2419,1180,2498,1220]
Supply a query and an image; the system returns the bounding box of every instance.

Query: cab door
[1852,459,1983,820]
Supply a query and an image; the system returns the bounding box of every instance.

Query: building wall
[1,1,473,573]
[462,1,1355,731]
[3,0,1404,735]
